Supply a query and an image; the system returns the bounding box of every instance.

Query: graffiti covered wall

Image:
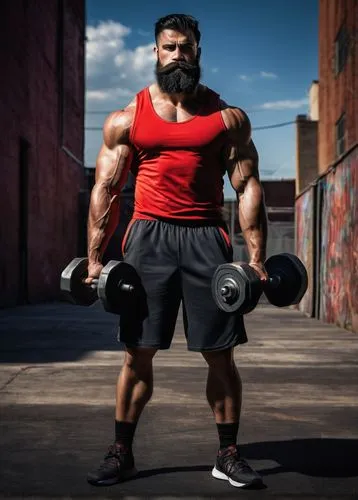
[295,187,315,316]
[319,148,358,332]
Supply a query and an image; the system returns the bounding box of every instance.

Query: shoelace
[98,445,122,471]
[222,452,252,476]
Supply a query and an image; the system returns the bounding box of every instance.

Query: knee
[202,347,233,366]
[124,347,157,373]
[202,348,237,378]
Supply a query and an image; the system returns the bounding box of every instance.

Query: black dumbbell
[60,257,138,314]
[212,253,308,314]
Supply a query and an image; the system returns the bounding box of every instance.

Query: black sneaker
[87,443,138,486]
[212,445,262,488]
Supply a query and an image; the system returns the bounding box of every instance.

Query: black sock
[216,422,239,449]
[115,420,137,449]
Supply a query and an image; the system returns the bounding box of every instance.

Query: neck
[155,84,201,106]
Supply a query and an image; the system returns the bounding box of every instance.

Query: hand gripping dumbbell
[212,253,308,314]
[60,257,139,314]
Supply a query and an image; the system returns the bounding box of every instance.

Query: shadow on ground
[242,438,358,478]
[134,438,358,480]
[0,302,126,363]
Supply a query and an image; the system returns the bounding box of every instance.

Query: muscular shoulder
[103,97,137,149]
[220,101,251,145]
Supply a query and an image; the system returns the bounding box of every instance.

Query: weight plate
[98,260,138,314]
[264,253,308,307]
[212,262,262,314]
[60,257,98,306]
[238,263,262,314]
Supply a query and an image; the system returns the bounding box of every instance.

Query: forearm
[87,183,120,264]
[238,179,267,264]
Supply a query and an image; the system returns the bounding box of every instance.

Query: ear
[153,45,158,55]
[197,47,202,60]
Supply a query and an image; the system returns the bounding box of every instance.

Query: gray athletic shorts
[118,218,247,351]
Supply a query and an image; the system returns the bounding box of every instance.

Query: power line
[253,120,295,130]
[85,120,295,131]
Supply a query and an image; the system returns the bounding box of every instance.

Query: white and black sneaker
[212,445,263,488]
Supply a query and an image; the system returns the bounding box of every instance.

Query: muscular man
[86,14,268,489]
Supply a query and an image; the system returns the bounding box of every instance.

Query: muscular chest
[152,100,200,123]
[131,87,227,151]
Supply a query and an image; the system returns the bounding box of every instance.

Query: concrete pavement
[0,301,357,499]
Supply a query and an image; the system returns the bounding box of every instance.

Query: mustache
[156,61,199,75]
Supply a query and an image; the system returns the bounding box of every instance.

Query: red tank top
[129,86,227,222]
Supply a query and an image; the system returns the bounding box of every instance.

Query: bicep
[225,140,259,194]
[94,113,133,193]
[95,143,133,194]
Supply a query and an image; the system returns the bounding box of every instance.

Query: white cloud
[87,88,135,102]
[86,21,131,73]
[258,98,309,110]
[86,90,110,101]
[137,29,151,37]
[85,20,156,109]
[85,20,157,166]
[239,71,278,82]
[260,71,278,79]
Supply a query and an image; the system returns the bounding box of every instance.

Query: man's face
[154,29,201,94]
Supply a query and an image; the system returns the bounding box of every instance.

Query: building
[295,0,357,332]
[0,1,86,307]
[295,82,319,195]
[318,0,357,174]
[224,180,296,262]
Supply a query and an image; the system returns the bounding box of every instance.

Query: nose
[172,45,185,61]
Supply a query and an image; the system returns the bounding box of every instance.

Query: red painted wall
[318,0,357,173]
[0,0,85,306]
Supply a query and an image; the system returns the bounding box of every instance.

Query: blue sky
[85,0,318,199]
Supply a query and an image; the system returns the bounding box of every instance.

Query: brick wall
[318,0,357,173]
[295,115,318,195]
[0,0,85,307]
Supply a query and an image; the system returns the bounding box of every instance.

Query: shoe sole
[87,467,138,486]
[212,466,262,488]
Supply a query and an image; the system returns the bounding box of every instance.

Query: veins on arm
[87,108,134,263]
[222,106,267,264]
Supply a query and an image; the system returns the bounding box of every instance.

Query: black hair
[154,14,201,45]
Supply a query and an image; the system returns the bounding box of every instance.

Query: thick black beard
[155,60,201,94]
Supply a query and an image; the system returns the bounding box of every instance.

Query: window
[336,114,345,157]
[334,24,349,75]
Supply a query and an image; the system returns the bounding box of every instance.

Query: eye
[180,44,193,53]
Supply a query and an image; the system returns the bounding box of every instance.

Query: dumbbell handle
[89,279,134,293]
[220,274,281,299]
[220,278,239,299]
[117,280,135,293]
[268,275,281,288]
